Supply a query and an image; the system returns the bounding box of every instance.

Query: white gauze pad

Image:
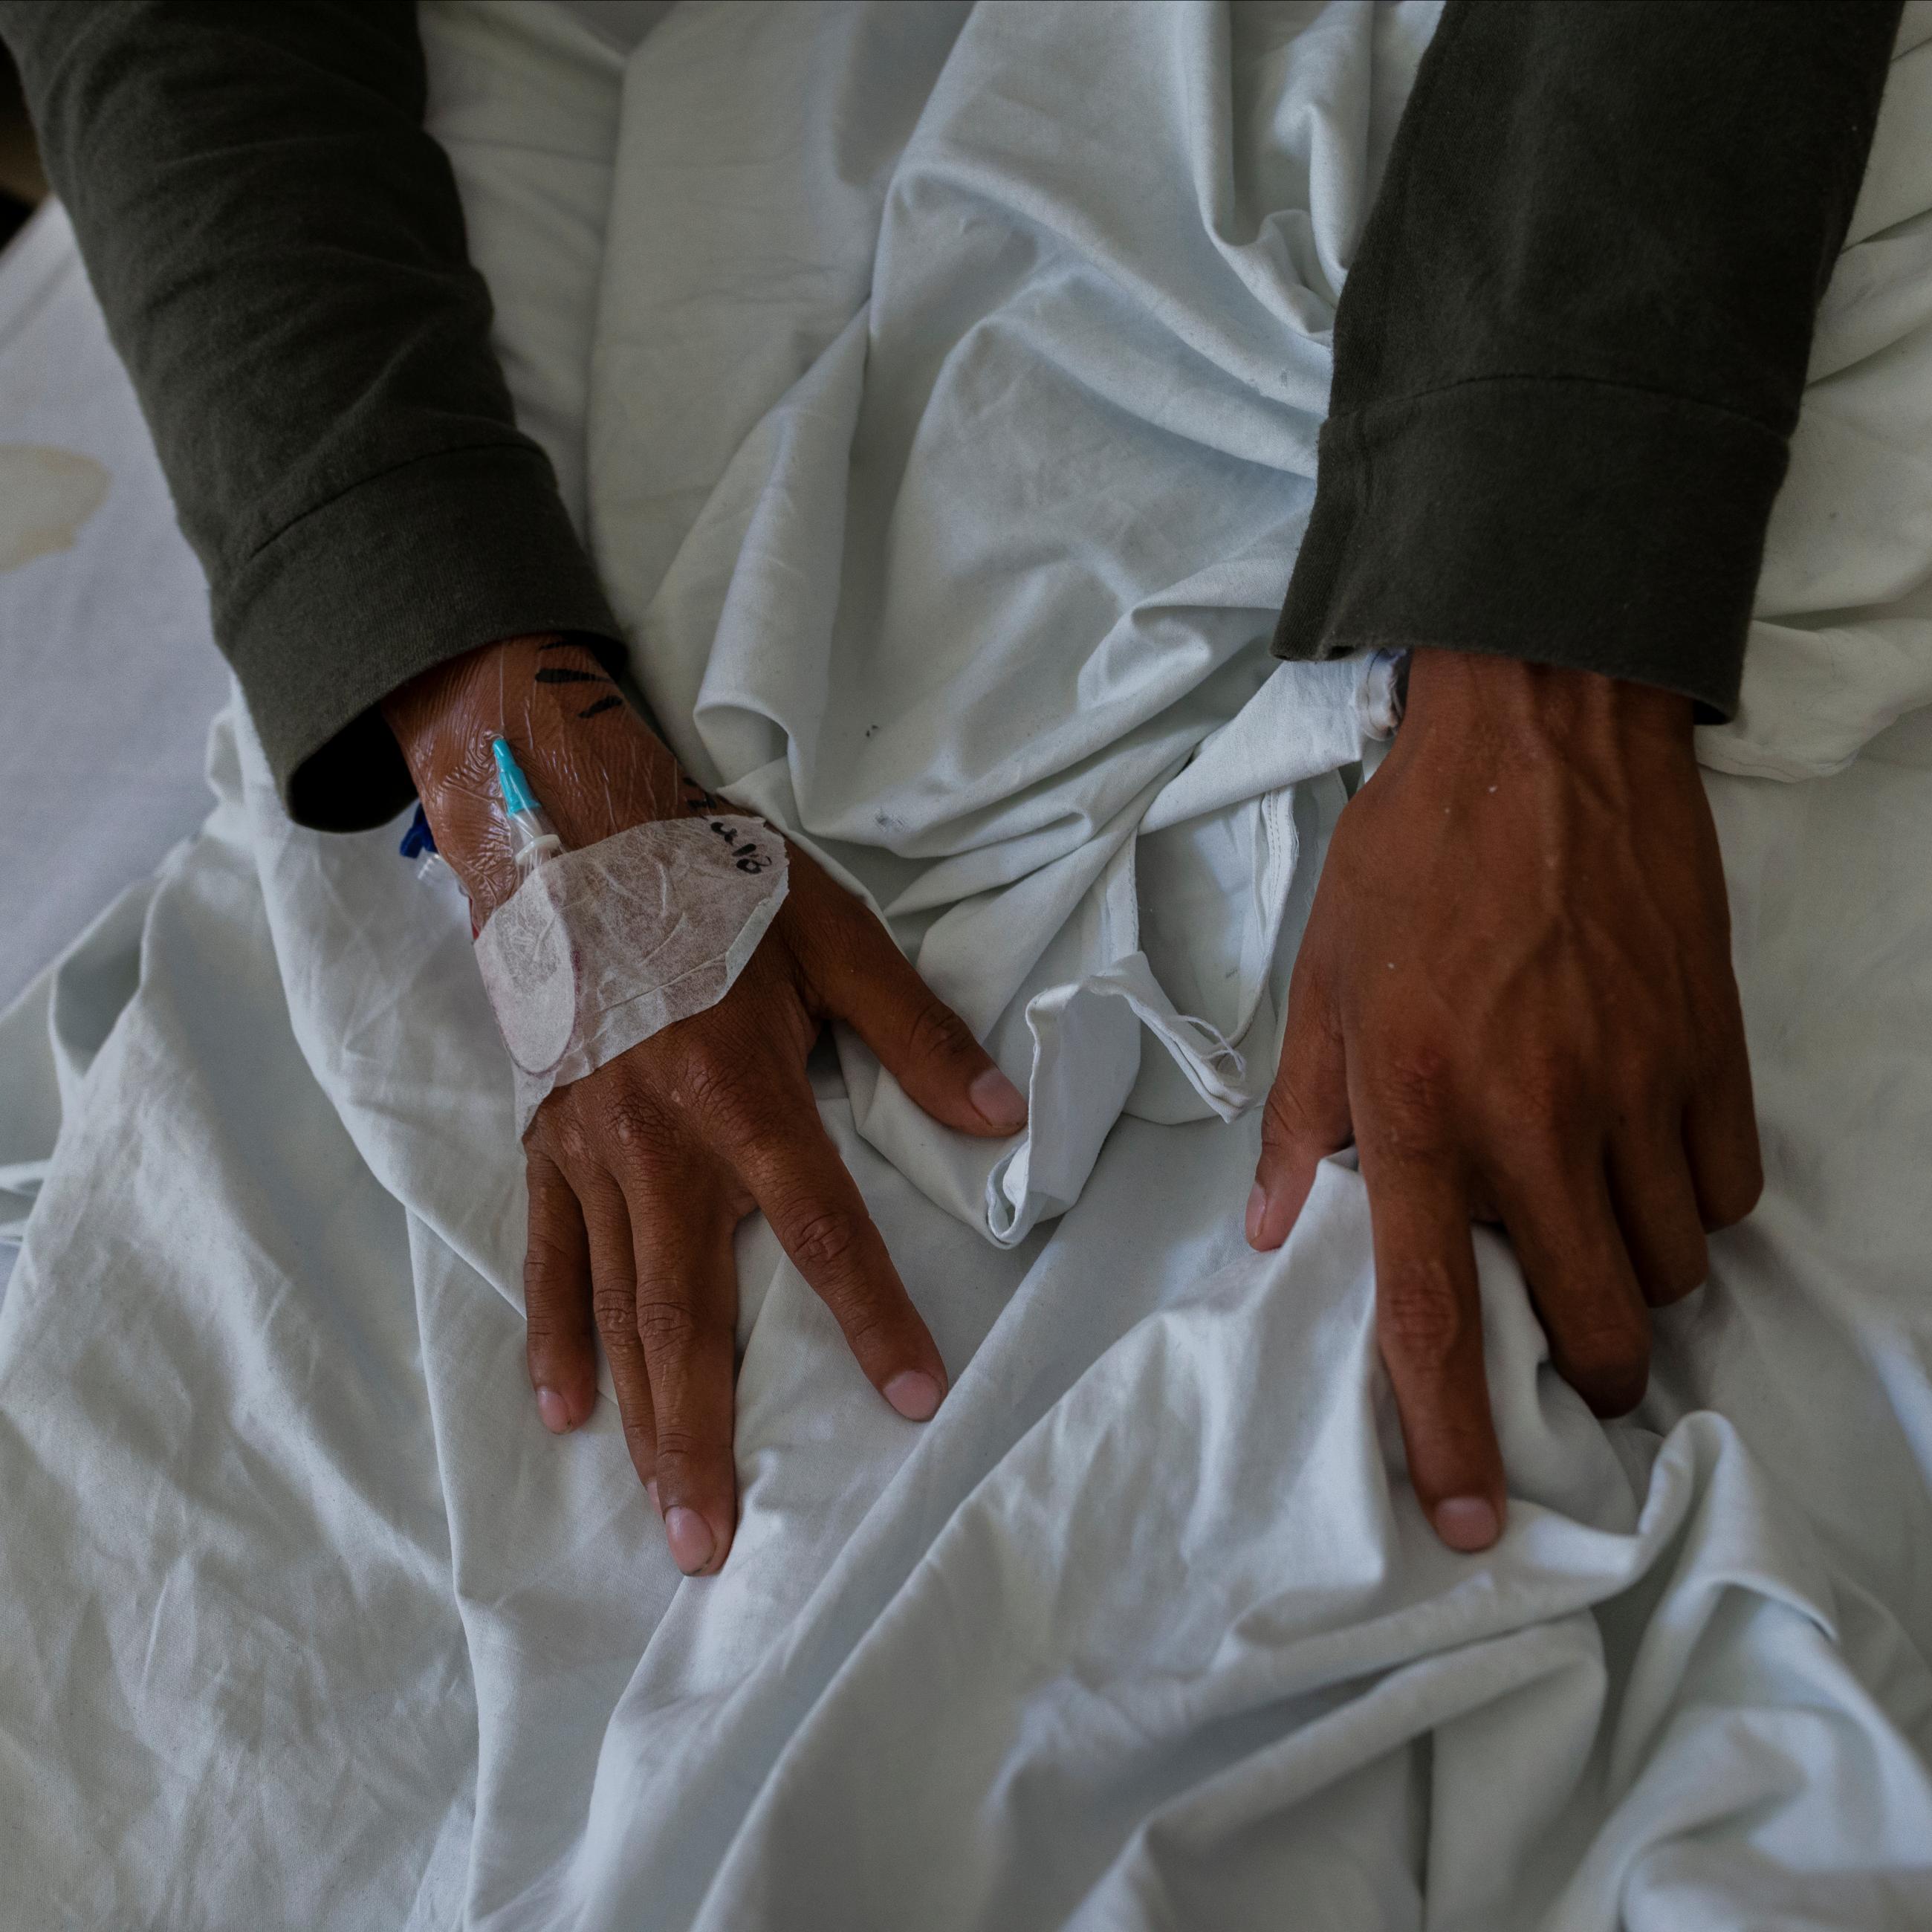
[473,813,788,1135]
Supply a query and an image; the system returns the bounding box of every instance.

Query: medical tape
[473,813,788,1136]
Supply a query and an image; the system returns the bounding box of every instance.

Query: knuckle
[1362,1046,1456,1153]
[676,1055,772,1146]
[1260,1078,1313,1155]
[832,1299,895,1357]
[904,999,974,1069]
[1564,1314,1648,1375]
[1638,1231,1711,1306]
[633,1296,701,1357]
[1555,1317,1650,1416]
[1506,1053,1583,1140]
[545,1108,597,1173]
[1605,1063,1673,1135]
[789,1208,869,1280]
[652,1424,722,1469]
[591,1286,637,1343]
[672,1053,738,1121]
[522,1231,577,1287]
[604,1092,661,1153]
[1377,1260,1470,1370]
[522,1307,581,1343]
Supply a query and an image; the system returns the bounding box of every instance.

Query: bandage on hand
[383,636,1029,1576]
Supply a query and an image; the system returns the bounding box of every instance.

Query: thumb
[810,904,1027,1138]
[1251,944,1352,1248]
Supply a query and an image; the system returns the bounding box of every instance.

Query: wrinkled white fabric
[1715,7,1932,779]
[586,0,1932,1248]
[473,814,787,1132]
[0,202,230,1017]
[2,4,1932,1929]
[583,0,1439,1246]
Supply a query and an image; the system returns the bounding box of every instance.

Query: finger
[524,1148,599,1432]
[622,1167,739,1578]
[803,902,1026,1137]
[577,1167,660,1500]
[1606,1117,1710,1306]
[1683,1021,1763,1231]
[735,1096,950,1422]
[1360,1144,1506,1552]
[1491,1154,1652,1418]
[1251,945,1352,1250]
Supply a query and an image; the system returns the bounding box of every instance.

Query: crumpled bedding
[0,201,231,1018]
[2,3,1931,1926]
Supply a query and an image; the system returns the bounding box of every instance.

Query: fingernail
[1245,1182,1268,1246]
[664,1505,715,1575]
[969,1066,1027,1130]
[646,1479,661,1517]
[1435,1497,1500,1552]
[884,1369,943,1422]
[536,1385,571,1433]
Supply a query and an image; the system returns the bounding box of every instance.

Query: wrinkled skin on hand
[385,636,1027,1575]
[1248,649,1763,1555]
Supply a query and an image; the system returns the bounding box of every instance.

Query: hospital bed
[3,4,1931,1925]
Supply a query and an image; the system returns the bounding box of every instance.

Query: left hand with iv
[384,635,1028,1576]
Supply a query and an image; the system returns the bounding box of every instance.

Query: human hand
[1246,649,1762,1553]
[385,636,1027,1575]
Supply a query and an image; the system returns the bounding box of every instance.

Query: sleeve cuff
[1271,376,1792,722]
[217,441,623,832]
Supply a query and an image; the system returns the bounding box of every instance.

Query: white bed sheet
[2,4,1931,1926]
[0,202,230,1020]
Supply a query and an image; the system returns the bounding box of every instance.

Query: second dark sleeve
[0,0,620,829]
[1273,1,1902,719]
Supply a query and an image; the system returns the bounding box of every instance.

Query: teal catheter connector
[493,735,539,815]
[492,737,564,878]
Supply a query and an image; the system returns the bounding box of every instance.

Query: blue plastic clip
[399,803,438,860]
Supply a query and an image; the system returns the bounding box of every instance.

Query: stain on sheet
[0,444,111,572]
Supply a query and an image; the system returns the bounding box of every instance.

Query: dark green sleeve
[1274,0,1902,719]
[0,0,621,831]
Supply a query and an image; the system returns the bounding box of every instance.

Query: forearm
[0,0,619,830]
[1276,0,1904,716]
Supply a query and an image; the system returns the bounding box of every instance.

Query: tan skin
[1248,647,1762,1552]
[385,635,1028,1576]
[390,634,1763,1571]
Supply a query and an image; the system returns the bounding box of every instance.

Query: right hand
[1247,650,1761,1552]
[385,636,1028,1575]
